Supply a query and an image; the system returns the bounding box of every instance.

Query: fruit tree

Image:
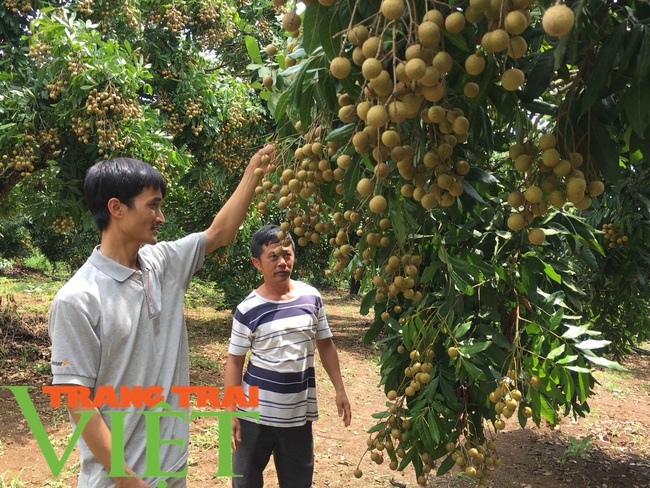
[249,0,650,485]
[0,0,277,239]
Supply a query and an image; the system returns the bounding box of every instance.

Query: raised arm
[316,337,352,427]
[203,144,275,254]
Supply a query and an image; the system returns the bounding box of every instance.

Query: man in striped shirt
[225,224,351,487]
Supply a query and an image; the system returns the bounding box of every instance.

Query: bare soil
[1,279,649,488]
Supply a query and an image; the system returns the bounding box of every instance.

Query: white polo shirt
[49,232,205,487]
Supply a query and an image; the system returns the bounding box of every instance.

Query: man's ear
[252,257,262,271]
[107,197,123,218]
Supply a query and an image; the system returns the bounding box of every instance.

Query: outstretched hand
[248,144,275,177]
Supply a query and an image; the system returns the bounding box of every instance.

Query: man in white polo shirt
[225,224,351,488]
[48,145,273,488]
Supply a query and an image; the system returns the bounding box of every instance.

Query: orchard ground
[0,269,649,488]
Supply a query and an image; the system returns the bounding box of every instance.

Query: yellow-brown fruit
[362,57,383,80]
[542,4,575,37]
[507,191,525,208]
[282,11,301,32]
[428,105,446,123]
[455,160,470,175]
[338,104,357,123]
[588,180,605,197]
[369,194,387,213]
[509,143,525,159]
[353,468,363,478]
[502,68,525,91]
[265,44,277,56]
[566,177,587,202]
[432,51,453,74]
[388,100,407,122]
[262,75,273,88]
[421,193,438,210]
[508,36,528,58]
[452,116,470,134]
[482,29,510,53]
[357,177,375,196]
[381,0,404,20]
[445,11,466,34]
[382,130,400,148]
[337,154,352,169]
[463,82,480,98]
[464,5,484,23]
[553,159,573,176]
[362,37,381,58]
[514,154,532,172]
[418,21,441,48]
[538,132,557,150]
[465,53,486,75]
[284,56,296,68]
[505,10,528,35]
[575,195,592,210]
[347,24,369,45]
[548,190,567,208]
[367,105,389,128]
[423,9,444,27]
[541,147,561,167]
[528,227,546,245]
[405,58,427,80]
[507,213,526,231]
[352,46,366,66]
[525,185,543,204]
[330,56,351,79]
[356,100,372,121]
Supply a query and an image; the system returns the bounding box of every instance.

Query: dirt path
[1,289,649,487]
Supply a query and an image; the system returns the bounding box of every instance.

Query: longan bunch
[45,78,67,101]
[4,0,32,15]
[488,369,533,431]
[601,223,629,249]
[77,0,94,15]
[1,139,36,177]
[446,437,502,487]
[27,40,50,64]
[52,216,75,233]
[506,132,604,245]
[372,253,423,304]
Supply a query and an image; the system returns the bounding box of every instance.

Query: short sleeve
[228,309,253,357]
[48,298,100,387]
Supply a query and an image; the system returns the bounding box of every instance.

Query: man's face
[253,240,295,286]
[120,186,165,245]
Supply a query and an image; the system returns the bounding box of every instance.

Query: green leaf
[437,454,455,476]
[623,81,650,138]
[589,115,621,183]
[319,4,341,61]
[458,341,492,356]
[543,262,562,284]
[635,27,650,83]
[580,22,627,115]
[574,339,610,350]
[583,354,627,371]
[244,36,262,65]
[453,320,472,339]
[325,123,355,142]
[520,50,555,103]
[302,4,321,56]
[547,344,565,360]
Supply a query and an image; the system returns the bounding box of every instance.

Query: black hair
[250,224,295,259]
[84,157,167,231]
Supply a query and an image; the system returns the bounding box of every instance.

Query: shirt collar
[88,246,149,282]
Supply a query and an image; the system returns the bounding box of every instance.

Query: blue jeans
[232,420,314,488]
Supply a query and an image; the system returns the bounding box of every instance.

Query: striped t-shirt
[228,281,333,427]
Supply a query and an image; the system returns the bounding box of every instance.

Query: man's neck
[257,280,294,301]
[99,232,141,270]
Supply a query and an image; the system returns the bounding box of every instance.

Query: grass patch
[0,471,27,488]
[186,279,224,310]
[594,368,635,397]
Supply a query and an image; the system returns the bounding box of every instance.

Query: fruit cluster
[447,438,502,487]
[601,222,628,249]
[0,140,35,177]
[52,216,75,233]
[506,132,604,245]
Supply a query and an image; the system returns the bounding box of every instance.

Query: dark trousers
[232,420,314,488]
